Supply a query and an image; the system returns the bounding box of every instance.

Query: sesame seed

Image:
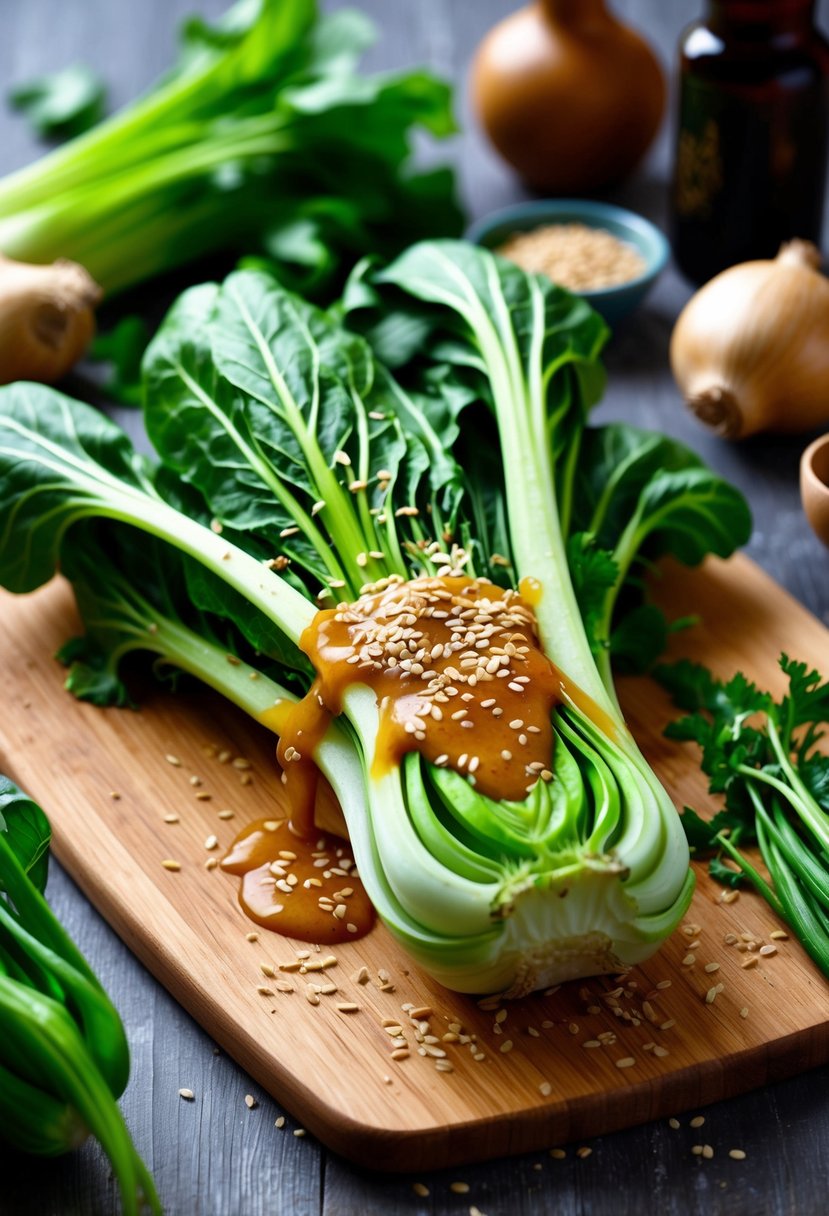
[668,1118,681,1130]
[244,1094,257,1109]
[690,1116,705,1128]
[161,859,181,872]
[615,1057,636,1069]
[538,1081,552,1096]
[412,1183,430,1197]
[449,1182,470,1194]
[165,754,182,767]
[729,1149,747,1160]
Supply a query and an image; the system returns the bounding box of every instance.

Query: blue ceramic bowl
[466,199,670,328]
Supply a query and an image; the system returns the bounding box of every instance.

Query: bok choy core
[0,242,751,995]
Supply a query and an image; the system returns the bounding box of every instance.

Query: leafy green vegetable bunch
[0,779,158,1213]
[0,0,461,297]
[0,241,750,995]
[656,656,829,977]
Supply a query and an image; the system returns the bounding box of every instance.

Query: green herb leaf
[9,64,105,140]
[0,778,51,893]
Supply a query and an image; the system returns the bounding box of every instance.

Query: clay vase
[471,0,665,194]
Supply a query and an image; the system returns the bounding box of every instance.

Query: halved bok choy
[0,244,750,994]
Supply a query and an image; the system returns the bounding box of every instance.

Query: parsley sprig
[655,655,829,978]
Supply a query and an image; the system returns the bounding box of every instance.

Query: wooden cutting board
[1,555,827,1171]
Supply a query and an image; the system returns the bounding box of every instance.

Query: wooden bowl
[801,433,829,547]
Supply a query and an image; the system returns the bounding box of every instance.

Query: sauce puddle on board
[221,817,375,944]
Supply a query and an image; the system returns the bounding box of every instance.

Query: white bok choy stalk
[0,246,750,994]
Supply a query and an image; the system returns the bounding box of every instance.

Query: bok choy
[0,242,751,995]
[0,0,461,297]
[0,778,159,1214]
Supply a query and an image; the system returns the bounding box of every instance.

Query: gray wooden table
[2,1,828,1213]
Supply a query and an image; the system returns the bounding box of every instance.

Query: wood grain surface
[1,555,826,1172]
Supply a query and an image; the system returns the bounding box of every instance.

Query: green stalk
[420,249,616,717]
[0,1063,88,1155]
[167,358,350,589]
[713,828,785,920]
[0,900,128,1096]
[74,571,297,722]
[736,762,829,855]
[224,282,387,591]
[0,980,160,1216]
[0,0,312,217]
[756,820,829,975]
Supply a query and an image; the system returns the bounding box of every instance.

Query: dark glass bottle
[671,1,829,284]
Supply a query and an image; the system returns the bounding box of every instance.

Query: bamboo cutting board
[0,555,827,1171]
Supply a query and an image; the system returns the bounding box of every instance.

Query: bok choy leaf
[0,244,751,996]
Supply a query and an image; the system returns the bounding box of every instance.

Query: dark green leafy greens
[343,248,751,700]
[0,242,752,997]
[0,0,461,297]
[656,655,829,977]
[8,64,106,140]
[0,779,158,1213]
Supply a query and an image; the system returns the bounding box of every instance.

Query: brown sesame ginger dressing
[221,817,374,944]
[223,573,619,942]
[270,572,572,812]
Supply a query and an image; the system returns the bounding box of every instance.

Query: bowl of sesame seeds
[467,199,669,327]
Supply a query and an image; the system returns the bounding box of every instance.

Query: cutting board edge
[49,824,829,1172]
